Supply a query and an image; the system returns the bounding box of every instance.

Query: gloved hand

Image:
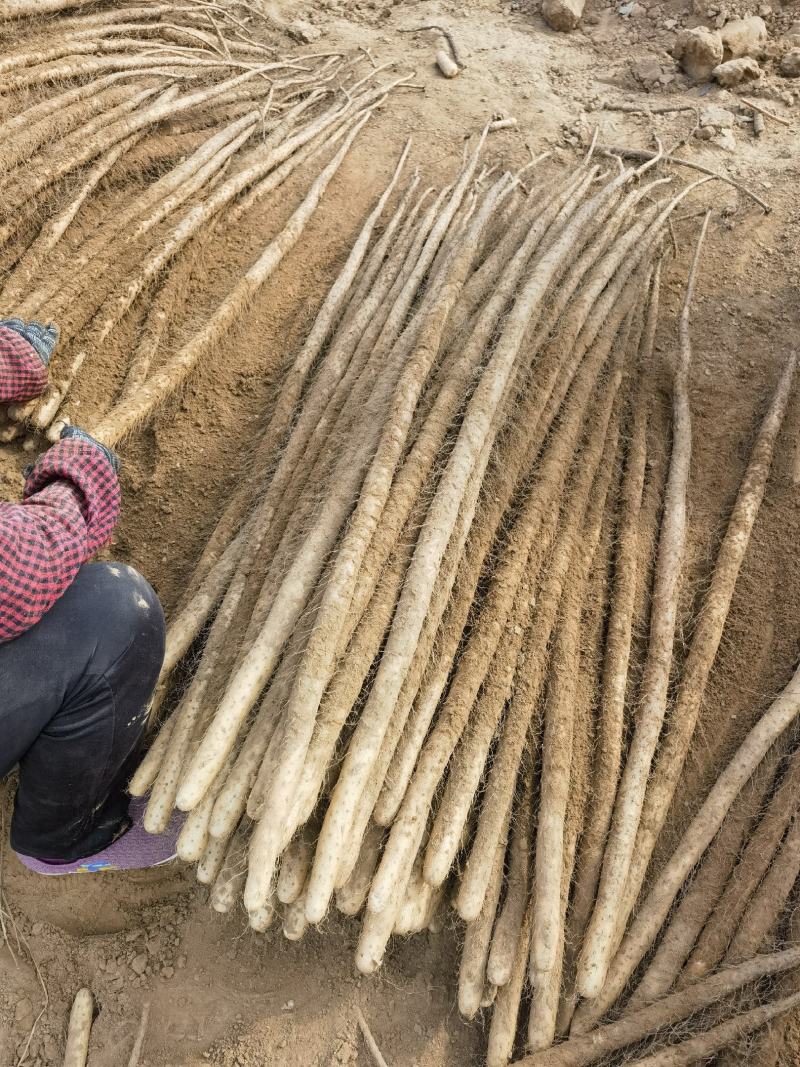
[0,318,60,365]
[60,424,121,475]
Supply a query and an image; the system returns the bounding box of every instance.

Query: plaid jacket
[0,325,121,642]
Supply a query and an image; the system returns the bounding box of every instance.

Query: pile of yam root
[2,3,800,1066]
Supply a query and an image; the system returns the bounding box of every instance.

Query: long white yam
[459,814,511,1019]
[303,167,634,926]
[575,658,800,1027]
[487,904,532,1067]
[456,362,625,925]
[488,763,534,988]
[0,133,143,309]
[520,947,800,1067]
[63,989,93,1067]
[571,350,799,1033]
[564,265,659,985]
[623,991,800,1067]
[576,216,709,999]
[253,145,498,904]
[93,114,369,449]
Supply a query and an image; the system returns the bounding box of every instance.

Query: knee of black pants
[76,561,166,674]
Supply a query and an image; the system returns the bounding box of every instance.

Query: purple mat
[15,797,184,876]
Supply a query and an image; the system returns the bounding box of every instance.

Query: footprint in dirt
[5,851,194,936]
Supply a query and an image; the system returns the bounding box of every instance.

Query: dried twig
[399,23,465,68]
[599,144,771,213]
[128,1001,151,1067]
[740,97,791,126]
[602,102,700,115]
[356,1007,390,1067]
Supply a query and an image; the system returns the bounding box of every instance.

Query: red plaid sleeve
[0,439,121,642]
[0,324,48,402]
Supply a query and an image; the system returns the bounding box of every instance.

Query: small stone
[712,56,761,85]
[176,955,187,969]
[161,966,175,979]
[664,17,677,28]
[780,49,800,77]
[699,104,735,127]
[633,56,663,83]
[15,998,33,1024]
[674,27,724,82]
[542,0,586,31]
[282,999,295,1011]
[30,922,43,936]
[720,16,767,59]
[287,19,320,44]
[712,127,737,150]
[131,953,148,976]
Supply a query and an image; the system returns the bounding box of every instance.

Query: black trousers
[0,562,165,861]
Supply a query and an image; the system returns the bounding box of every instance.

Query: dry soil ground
[1,0,800,1064]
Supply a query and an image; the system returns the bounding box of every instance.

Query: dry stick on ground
[573,656,800,1031]
[622,989,800,1067]
[599,145,771,213]
[63,989,94,1067]
[127,1001,151,1067]
[739,97,791,126]
[513,946,800,1067]
[577,214,709,999]
[570,351,800,1031]
[399,23,465,67]
[627,738,787,1009]
[356,1007,391,1067]
[684,742,800,981]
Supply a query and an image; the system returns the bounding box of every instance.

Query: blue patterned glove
[60,425,121,475]
[0,318,60,365]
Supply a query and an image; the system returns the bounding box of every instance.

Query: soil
[2,0,800,1064]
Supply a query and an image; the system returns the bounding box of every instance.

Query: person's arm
[0,323,121,642]
[0,320,56,403]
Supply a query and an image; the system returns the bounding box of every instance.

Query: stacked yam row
[128,107,800,1064]
[0,0,409,445]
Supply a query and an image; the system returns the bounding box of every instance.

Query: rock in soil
[674,26,724,81]
[780,49,800,77]
[542,0,586,32]
[720,16,768,59]
[713,56,762,85]
[699,105,736,128]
